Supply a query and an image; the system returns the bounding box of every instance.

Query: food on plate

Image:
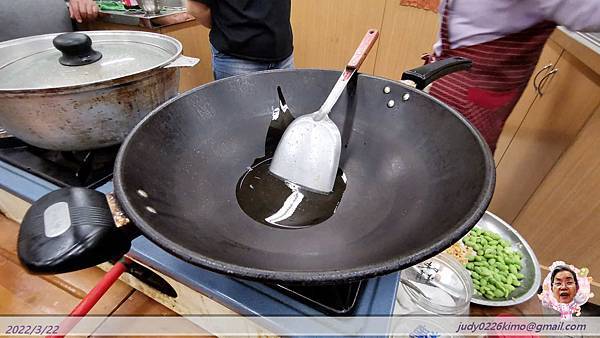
[106,192,130,227]
[462,227,524,300]
[444,241,475,265]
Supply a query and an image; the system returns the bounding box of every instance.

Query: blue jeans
[211,44,294,80]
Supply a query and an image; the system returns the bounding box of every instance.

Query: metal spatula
[269,29,379,194]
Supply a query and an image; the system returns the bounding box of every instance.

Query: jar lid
[0,31,182,91]
[398,253,473,315]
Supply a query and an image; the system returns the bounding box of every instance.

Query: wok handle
[18,188,139,275]
[347,29,379,70]
[401,56,472,90]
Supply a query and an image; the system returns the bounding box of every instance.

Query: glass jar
[394,253,473,337]
[395,253,473,315]
[393,253,473,337]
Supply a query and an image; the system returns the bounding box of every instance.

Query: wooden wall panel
[489,51,600,223]
[290,0,386,73]
[374,1,439,80]
[513,105,600,283]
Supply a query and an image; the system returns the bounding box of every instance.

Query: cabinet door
[290,0,385,73]
[513,105,600,296]
[374,2,439,80]
[489,51,600,223]
[494,39,563,164]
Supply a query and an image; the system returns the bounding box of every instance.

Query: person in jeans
[187,0,294,80]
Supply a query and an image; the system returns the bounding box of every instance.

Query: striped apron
[429,1,556,152]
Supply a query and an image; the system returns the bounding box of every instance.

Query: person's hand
[69,0,100,23]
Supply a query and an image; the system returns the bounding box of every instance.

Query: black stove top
[0,136,117,188]
[274,281,363,314]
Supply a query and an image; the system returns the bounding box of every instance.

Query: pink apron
[428,1,556,152]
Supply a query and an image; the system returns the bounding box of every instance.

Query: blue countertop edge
[0,161,400,337]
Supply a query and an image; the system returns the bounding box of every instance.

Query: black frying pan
[18,57,495,285]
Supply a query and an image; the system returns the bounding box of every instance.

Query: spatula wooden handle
[347,29,379,70]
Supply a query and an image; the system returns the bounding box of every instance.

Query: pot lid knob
[53,32,103,66]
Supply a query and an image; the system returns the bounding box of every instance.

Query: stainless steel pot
[0,31,198,151]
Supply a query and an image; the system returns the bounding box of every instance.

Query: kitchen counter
[552,27,600,75]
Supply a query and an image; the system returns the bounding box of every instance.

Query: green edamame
[461,227,525,301]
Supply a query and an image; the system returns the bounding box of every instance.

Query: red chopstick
[47,258,130,338]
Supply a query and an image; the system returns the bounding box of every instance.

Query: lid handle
[53,32,103,66]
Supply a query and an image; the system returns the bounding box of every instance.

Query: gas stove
[0,135,116,188]
[0,141,399,337]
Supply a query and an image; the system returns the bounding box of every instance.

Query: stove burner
[273,281,363,315]
[0,137,117,188]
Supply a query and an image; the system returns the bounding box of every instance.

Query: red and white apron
[428,1,556,152]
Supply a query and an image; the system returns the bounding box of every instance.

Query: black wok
[18,58,495,285]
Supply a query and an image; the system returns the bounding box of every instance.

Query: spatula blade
[269,114,341,194]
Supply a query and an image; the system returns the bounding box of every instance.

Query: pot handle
[18,188,139,274]
[53,33,103,66]
[401,56,472,90]
[164,55,200,68]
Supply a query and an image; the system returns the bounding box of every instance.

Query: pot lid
[0,31,182,91]
[399,253,473,314]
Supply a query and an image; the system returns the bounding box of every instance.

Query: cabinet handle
[537,68,559,96]
[533,64,554,94]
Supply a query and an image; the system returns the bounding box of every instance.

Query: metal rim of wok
[113,69,496,284]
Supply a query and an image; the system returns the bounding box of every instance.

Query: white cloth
[434,0,600,55]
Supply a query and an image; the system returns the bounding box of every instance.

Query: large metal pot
[0,31,198,151]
